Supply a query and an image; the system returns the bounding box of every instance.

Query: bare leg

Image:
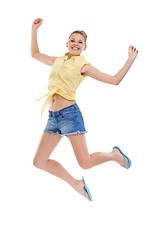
[68,133,129,169]
[89,148,129,169]
[36,159,77,188]
[35,159,91,201]
[33,132,91,200]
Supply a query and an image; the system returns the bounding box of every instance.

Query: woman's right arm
[31,18,58,66]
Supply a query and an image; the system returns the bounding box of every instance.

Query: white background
[1,0,158,239]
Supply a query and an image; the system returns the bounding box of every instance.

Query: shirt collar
[63,52,83,61]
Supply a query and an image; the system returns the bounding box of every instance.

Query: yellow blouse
[35,52,91,117]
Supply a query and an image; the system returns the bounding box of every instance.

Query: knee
[33,157,45,169]
[78,159,91,170]
[33,157,39,168]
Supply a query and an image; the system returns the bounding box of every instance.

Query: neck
[67,52,80,59]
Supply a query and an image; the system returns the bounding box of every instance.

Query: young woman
[31,18,138,202]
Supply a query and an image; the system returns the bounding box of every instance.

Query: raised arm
[82,45,138,85]
[31,18,58,66]
[113,46,138,85]
[81,65,115,85]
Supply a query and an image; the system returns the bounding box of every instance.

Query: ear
[83,45,87,51]
[66,42,68,47]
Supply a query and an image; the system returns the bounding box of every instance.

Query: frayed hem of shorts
[43,130,88,137]
[62,130,88,137]
[43,130,63,136]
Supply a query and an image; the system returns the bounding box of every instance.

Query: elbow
[114,82,119,86]
[31,51,39,58]
[31,53,37,58]
[112,76,119,86]
[31,52,35,58]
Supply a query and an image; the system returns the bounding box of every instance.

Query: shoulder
[52,55,64,65]
[77,55,91,70]
[76,55,90,76]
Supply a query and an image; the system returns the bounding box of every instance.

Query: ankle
[111,149,119,163]
[73,179,82,191]
[68,178,79,190]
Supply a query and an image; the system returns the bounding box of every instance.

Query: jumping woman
[31,18,138,201]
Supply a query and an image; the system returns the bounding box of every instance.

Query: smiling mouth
[72,47,79,50]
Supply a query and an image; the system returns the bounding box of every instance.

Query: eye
[71,40,83,44]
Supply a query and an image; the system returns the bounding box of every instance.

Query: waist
[49,93,76,111]
[48,102,80,117]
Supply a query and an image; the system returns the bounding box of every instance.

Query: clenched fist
[32,18,43,30]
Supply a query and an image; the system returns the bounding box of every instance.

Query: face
[66,33,86,55]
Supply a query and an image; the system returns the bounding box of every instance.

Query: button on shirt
[36,52,91,118]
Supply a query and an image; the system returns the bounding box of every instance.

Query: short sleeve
[78,56,91,78]
[80,56,91,67]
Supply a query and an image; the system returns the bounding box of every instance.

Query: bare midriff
[49,93,76,112]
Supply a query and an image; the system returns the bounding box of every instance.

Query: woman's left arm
[83,45,138,85]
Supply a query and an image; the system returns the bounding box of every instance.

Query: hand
[32,18,43,30]
[128,45,138,62]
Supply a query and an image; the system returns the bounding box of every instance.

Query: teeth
[72,47,79,50]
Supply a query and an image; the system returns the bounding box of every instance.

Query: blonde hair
[69,30,87,47]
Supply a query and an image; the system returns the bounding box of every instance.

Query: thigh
[67,133,91,167]
[33,132,62,165]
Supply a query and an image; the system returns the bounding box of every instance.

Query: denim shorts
[43,103,88,137]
